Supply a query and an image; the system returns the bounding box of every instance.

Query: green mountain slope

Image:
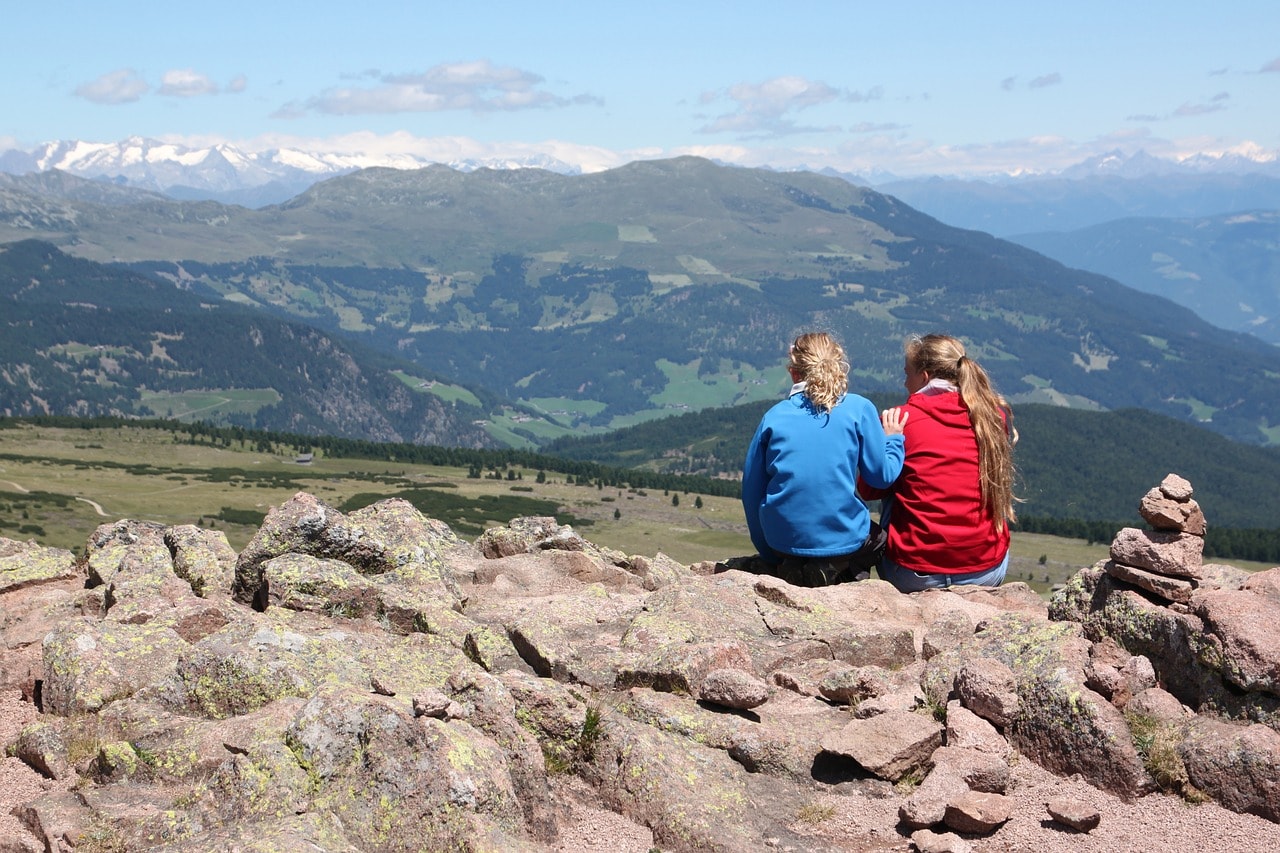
[1011,210,1280,345]
[0,240,494,446]
[3,159,1280,445]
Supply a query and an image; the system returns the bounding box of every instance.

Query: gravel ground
[5,688,1280,852]
[548,758,1280,853]
[0,690,60,849]
[786,758,1280,853]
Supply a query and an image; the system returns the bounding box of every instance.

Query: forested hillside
[0,240,493,446]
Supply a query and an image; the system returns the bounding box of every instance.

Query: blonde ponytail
[905,335,1017,530]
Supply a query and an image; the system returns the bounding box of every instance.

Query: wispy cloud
[850,121,906,133]
[158,69,219,98]
[1001,74,1062,91]
[697,75,880,137]
[74,69,149,104]
[1130,92,1230,122]
[297,60,600,116]
[1174,99,1228,117]
[1261,56,1280,73]
[75,68,243,104]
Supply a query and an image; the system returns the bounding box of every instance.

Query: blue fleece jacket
[742,390,904,563]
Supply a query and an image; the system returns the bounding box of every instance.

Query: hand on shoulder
[881,406,909,435]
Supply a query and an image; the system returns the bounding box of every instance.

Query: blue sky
[5,0,1278,176]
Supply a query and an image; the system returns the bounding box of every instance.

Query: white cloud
[303,60,601,115]
[270,102,309,121]
[1260,56,1280,73]
[158,69,219,97]
[227,75,248,94]
[74,68,149,104]
[697,75,870,137]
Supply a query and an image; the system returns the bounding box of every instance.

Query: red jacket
[859,389,1009,574]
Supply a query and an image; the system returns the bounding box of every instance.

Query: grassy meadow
[1,422,1269,596]
[0,422,752,567]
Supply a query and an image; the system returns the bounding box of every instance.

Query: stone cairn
[1106,473,1208,605]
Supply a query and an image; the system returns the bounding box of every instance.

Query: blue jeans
[878,552,1009,593]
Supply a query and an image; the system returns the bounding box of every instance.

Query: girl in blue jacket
[742,332,907,582]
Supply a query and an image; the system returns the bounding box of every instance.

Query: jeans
[878,552,1009,593]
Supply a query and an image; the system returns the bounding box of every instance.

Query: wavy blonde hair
[789,332,849,412]
[906,334,1018,530]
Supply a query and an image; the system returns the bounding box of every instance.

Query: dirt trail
[75,497,108,516]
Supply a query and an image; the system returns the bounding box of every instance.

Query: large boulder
[1181,717,1280,821]
[821,709,944,782]
[41,619,187,715]
[164,524,238,598]
[232,493,472,609]
[0,537,78,594]
[1052,567,1280,727]
[925,613,1153,799]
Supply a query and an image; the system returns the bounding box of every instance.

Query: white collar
[914,377,958,396]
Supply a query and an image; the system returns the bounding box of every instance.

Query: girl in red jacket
[859,334,1017,592]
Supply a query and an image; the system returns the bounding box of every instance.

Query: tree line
[0,416,740,500]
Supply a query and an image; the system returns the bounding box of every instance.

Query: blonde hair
[789,332,849,412]
[905,334,1017,530]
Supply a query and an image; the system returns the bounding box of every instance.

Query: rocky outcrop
[1052,473,1280,816]
[0,477,1277,850]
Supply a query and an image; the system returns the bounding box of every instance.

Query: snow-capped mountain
[0,137,582,207]
[1057,148,1279,180]
[803,148,1279,190]
[1,137,1277,209]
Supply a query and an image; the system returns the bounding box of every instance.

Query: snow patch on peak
[6,136,1278,206]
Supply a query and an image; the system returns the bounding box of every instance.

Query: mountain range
[2,137,1276,215]
[5,138,1276,354]
[1011,210,1280,346]
[1,158,1278,449]
[872,168,1280,238]
[0,137,583,207]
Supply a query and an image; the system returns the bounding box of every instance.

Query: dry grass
[0,423,751,564]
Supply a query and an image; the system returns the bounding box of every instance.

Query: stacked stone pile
[1053,474,1280,821]
[1104,473,1211,604]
